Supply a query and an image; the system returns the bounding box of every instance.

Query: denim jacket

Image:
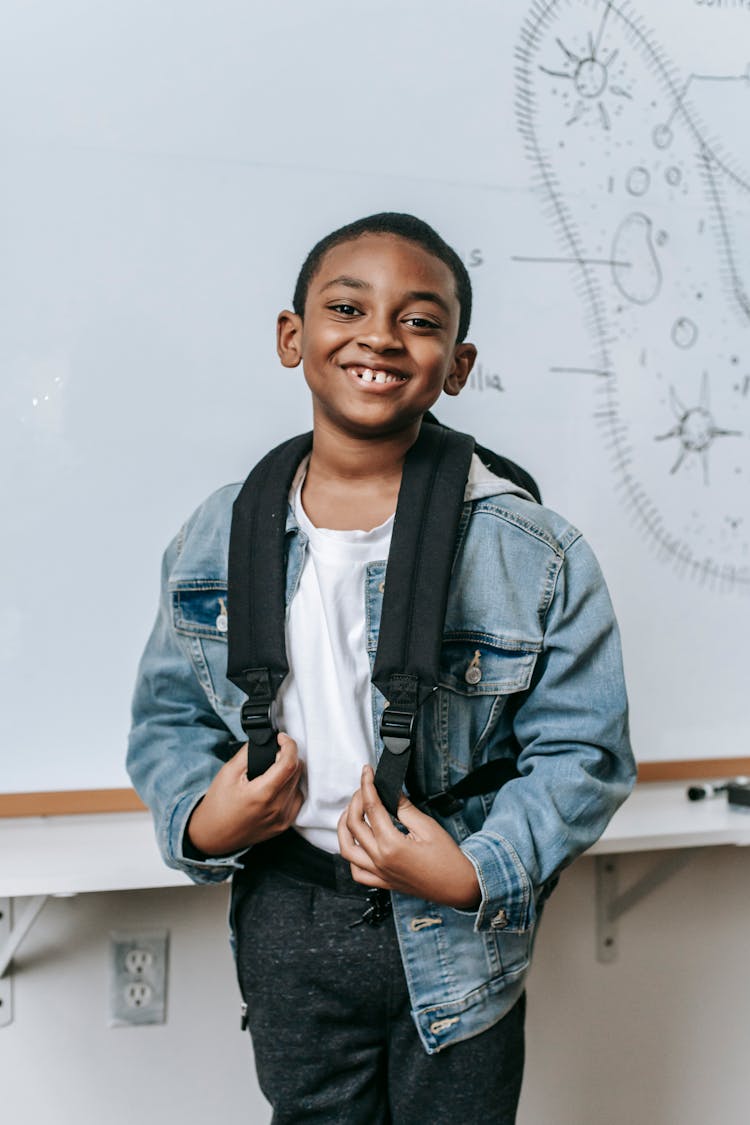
[127,480,634,1054]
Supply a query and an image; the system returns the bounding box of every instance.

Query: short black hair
[292,212,472,342]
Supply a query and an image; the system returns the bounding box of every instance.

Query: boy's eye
[328,303,361,316]
[404,316,440,330]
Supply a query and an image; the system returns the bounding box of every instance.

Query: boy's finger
[343,791,378,856]
[283,784,305,824]
[392,795,431,834]
[360,765,399,837]
[227,742,249,777]
[276,737,299,763]
[338,812,382,875]
[338,803,371,853]
[348,864,390,890]
[275,754,304,795]
[254,740,299,795]
[286,760,306,796]
[274,760,303,801]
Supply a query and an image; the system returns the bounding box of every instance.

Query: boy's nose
[357,315,403,352]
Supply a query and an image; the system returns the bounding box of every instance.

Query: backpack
[226,415,540,817]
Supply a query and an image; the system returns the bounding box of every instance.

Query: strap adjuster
[240,700,276,745]
[379,708,416,756]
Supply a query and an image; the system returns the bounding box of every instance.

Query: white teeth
[351,365,405,384]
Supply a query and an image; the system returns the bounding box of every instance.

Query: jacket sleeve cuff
[459,831,535,933]
[162,791,246,885]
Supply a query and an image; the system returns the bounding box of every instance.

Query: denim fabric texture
[127,481,635,1053]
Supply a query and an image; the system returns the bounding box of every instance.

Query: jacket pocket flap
[440,640,538,696]
[171,583,228,639]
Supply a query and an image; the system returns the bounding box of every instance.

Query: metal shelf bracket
[0,896,48,1027]
[595,853,693,963]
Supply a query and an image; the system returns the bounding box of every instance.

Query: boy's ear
[443,343,477,397]
[277,310,304,368]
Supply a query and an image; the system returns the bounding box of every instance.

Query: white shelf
[0,812,192,898]
[2,783,750,899]
[588,782,750,855]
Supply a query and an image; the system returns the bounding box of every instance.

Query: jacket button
[464,649,482,685]
[490,909,508,929]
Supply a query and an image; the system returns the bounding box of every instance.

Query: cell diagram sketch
[516,0,750,590]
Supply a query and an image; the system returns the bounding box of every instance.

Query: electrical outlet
[109,931,168,1027]
[124,948,153,975]
[124,980,153,1009]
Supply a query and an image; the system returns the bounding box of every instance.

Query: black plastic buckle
[348,889,393,929]
[241,699,278,781]
[379,709,416,756]
[240,700,276,745]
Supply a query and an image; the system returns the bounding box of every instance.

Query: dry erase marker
[727,780,750,810]
[686,777,749,801]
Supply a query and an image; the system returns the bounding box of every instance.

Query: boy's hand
[337,765,481,910]
[186,734,304,857]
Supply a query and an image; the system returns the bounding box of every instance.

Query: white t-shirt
[275,454,532,853]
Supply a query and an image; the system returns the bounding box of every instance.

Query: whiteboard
[2,0,749,793]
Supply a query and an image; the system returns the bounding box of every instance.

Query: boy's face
[277,233,476,439]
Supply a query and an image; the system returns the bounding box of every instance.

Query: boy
[128,213,635,1123]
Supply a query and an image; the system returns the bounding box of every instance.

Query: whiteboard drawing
[538,23,632,129]
[610,212,662,304]
[516,0,750,590]
[655,373,742,485]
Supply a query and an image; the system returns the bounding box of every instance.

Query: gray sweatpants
[231,854,525,1124]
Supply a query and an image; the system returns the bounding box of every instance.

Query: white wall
[3,884,266,1124]
[4,845,748,1125]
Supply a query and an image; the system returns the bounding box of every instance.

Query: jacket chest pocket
[170,583,245,715]
[432,639,540,780]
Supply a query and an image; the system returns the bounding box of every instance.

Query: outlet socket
[109,931,168,1027]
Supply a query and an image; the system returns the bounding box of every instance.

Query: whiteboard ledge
[3,758,750,817]
[0,789,146,818]
[636,758,750,783]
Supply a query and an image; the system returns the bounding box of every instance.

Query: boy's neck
[301,416,420,531]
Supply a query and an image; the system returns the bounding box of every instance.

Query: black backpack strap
[227,431,313,778]
[371,424,475,815]
[423,412,542,504]
[420,757,521,818]
[226,421,536,811]
[474,443,541,505]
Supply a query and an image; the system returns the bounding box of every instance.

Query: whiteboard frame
[3,759,750,817]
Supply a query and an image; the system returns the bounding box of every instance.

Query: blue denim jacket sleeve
[127,531,245,884]
[459,533,635,933]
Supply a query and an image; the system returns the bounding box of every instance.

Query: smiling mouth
[345,365,408,385]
